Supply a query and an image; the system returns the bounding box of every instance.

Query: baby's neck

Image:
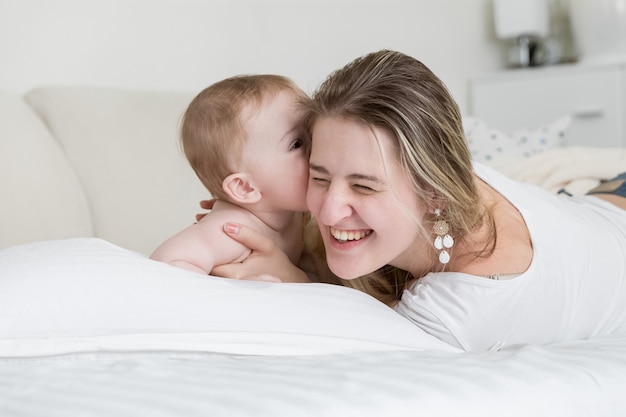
[254,209,305,265]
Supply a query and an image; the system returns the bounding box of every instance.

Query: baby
[150,75,310,281]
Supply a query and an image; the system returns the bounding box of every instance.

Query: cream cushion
[24,87,206,255]
[0,92,91,249]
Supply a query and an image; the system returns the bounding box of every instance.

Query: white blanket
[1,239,626,416]
[487,146,626,195]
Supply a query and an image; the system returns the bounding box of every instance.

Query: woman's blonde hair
[181,74,305,200]
[302,50,493,304]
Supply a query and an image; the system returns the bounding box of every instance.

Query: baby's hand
[240,274,282,283]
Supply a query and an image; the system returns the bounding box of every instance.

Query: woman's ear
[426,189,446,213]
[222,173,261,204]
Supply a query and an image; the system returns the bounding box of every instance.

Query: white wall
[0,0,502,112]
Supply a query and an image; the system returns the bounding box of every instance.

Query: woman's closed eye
[310,177,376,194]
[310,176,330,186]
[353,184,376,194]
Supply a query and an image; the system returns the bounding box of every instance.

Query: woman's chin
[327,258,367,280]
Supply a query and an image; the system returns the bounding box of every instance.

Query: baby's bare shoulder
[198,200,267,231]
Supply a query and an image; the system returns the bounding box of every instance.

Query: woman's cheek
[306,183,321,216]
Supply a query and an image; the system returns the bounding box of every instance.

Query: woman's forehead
[310,117,400,175]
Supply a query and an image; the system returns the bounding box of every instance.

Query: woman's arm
[210,223,310,283]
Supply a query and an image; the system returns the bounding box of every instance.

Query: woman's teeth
[330,227,371,242]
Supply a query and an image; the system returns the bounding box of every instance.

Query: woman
[212,50,626,351]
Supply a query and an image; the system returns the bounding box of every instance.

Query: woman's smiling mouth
[330,227,372,242]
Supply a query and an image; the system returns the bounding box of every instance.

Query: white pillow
[463,115,570,164]
[0,238,460,357]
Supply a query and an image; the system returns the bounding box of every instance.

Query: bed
[2,238,626,417]
[2,86,626,416]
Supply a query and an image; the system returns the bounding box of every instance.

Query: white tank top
[394,163,626,351]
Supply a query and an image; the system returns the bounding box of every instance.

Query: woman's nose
[318,185,353,225]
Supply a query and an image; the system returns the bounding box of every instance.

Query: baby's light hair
[181,74,306,200]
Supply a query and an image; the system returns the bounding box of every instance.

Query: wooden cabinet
[469,61,626,148]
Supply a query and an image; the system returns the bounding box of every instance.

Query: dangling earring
[433,208,454,265]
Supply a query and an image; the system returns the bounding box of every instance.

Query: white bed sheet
[2,239,626,416]
[1,335,626,417]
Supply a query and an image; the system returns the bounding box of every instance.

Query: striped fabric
[2,335,626,417]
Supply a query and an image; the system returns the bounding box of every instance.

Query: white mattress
[1,239,626,416]
[2,335,626,417]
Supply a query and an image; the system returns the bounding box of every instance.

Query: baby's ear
[222,173,261,204]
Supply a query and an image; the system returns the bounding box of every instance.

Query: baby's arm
[150,211,251,275]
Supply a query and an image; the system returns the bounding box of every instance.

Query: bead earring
[433,208,454,265]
